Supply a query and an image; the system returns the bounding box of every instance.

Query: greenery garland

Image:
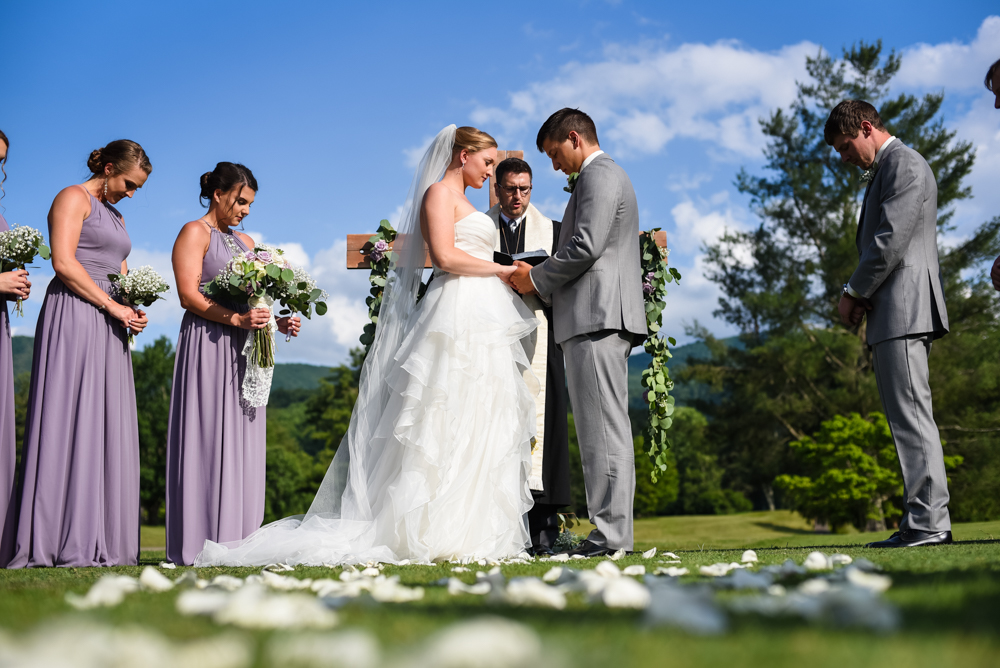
[639,228,682,483]
[359,219,397,352]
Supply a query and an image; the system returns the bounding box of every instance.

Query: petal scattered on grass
[741,550,758,563]
[65,575,139,610]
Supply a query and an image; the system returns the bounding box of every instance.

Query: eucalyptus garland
[639,228,682,483]
[359,219,397,353]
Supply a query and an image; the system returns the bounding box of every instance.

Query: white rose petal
[642,547,657,559]
[139,566,176,592]
[266,630,381,668]
[622,565,646,576]
[803,551,833,571]
[542,567,563,583]
[594,561,622,578]
[608,548,627,561]
[504,578,567,609]
[653,567,690,577]
[741,549,758,563]
[65,575,139,609]
[845,567,892,594]
[602,577,651,609]
[447,578,491,596]
[158,562,177,570]
[420,617,543,668]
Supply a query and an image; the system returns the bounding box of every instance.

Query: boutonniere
[860,162,879,183]
[564,172,580,193]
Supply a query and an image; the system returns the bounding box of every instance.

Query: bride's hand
[496,264,516,282]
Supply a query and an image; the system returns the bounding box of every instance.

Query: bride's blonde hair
[453,126,497,156]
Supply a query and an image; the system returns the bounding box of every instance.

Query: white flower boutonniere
[564,172,580,193]
[860,162,879,183]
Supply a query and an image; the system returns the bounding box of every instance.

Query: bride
[195,125,540,566]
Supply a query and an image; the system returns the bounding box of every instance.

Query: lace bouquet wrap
[107,265,171,345]
[204,244,328,406]
[0,225,51,316]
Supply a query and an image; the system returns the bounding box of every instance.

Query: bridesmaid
[166,162,300,565]
[0,130,33,566]
[7,140,151,568]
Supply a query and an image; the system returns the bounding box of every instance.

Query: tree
[686,40,992,512]
[775,412,961,532]
[667,407,751,516]
[132,337,175,525]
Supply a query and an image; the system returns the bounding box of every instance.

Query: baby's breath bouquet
[107,265,171,344]
[0,225,51,316]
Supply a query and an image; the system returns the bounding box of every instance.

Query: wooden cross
[345,150,665,269]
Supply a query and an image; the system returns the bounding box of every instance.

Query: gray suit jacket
[530,153,647,345]
[851,139,949,345]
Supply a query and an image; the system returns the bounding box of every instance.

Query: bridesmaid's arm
[48,186,137,331]
[172,222,269,330]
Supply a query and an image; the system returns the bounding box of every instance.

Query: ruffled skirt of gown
[195,271,539,566]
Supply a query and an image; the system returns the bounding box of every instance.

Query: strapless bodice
[433,212,495,273]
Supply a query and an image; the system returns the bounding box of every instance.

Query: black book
[493,249,550,266]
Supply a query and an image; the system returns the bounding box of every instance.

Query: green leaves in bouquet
[38,244,51,261]
[639,228,682,483]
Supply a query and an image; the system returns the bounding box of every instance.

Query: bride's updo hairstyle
[87,139,153,177]
[199,162,258,207]
[453,126,497,156]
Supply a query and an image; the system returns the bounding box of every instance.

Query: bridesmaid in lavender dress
[0,131,33,566]
[6,140,152,568]
[166,162,299,565]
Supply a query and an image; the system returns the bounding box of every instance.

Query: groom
[508,108,646,556]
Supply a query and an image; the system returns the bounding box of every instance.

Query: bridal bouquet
[204,244,328,406]
[107,265,171,344]
[0,225,51,316]
[274,263,329,341]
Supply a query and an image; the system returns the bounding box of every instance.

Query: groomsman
[828,100,953,548]
[487,157,571,556]
[985,58,1000,291]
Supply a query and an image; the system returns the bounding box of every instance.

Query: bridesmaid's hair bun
[199,162,259,207]
[87,140,152,177]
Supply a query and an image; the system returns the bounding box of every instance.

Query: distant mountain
[627,337,741,411]
[10,335,333,390]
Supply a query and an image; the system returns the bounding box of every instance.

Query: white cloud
[896,16,1000,92]
[471,38,817,159]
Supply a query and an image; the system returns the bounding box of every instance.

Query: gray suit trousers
[871,334,951,532]
[562,330,635,549]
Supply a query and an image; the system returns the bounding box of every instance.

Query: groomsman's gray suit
[530,152,646,550]
[851,138,951,533]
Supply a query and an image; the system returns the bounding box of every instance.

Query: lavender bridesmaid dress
[6,190,139,568]
[165,226,266,565]
[0,213,16,566]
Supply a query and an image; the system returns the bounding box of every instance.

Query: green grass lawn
[5,512,999,668]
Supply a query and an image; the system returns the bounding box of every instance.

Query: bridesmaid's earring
[103,179,108,199]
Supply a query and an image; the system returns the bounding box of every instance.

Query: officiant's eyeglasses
[500,185,532,195]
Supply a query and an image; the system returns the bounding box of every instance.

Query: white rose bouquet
[0,225,51,316]
[107,265,171,344]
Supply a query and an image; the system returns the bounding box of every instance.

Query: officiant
[487,157,571,557]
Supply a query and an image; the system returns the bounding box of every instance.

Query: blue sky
[2,1,998,365]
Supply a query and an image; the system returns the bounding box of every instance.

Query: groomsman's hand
[838,293,870,327]
[509,261,537,295]
[991,254,1000,291]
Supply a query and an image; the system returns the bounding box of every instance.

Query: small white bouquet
[0,225,51,316]
[107,265,171,344]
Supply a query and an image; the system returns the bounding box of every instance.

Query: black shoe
[865,528,953,548]
[530,545,555,557]
[566,540,614,558]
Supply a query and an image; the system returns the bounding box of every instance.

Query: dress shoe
[865,528,953,548]
[530,545,555,557]
[566,540,614,558]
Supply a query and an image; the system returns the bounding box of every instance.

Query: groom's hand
[510,261,537,295]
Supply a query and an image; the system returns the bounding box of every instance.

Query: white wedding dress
[195,211,539,566]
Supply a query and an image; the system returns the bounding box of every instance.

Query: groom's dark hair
[495,157,532,184]
[536,108,599,152]
[823,100,885,145]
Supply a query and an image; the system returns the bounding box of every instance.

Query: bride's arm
[421,184,507,278]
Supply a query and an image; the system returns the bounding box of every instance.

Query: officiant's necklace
[501,213,524,252]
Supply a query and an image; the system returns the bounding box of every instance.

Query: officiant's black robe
[500,219,571,546]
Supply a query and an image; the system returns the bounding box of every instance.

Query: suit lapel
[856,177,875,249]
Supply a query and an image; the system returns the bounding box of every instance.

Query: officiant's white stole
[488,203,552,493]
